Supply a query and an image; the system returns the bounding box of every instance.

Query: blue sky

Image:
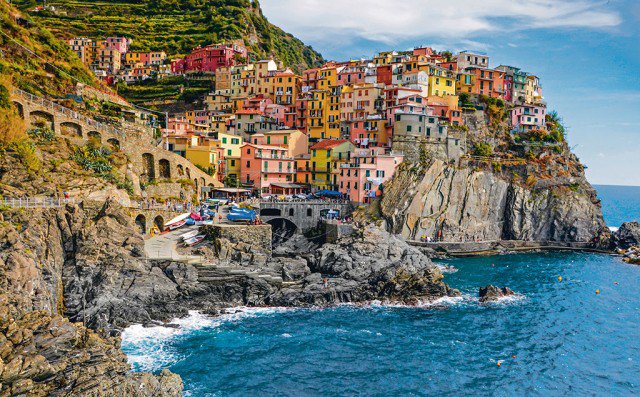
[262,0,640,186]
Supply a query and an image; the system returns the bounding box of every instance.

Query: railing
[1,197,76,208]
[13,88,126,138]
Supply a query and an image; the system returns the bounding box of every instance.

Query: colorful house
[185,139,222,180]
[240,143,296,194]
[337,147,404,203]
[309,139,356,190]
[251,129,309,158]
[511,104,546,132]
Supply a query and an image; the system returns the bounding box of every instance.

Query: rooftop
[310,139,351,150]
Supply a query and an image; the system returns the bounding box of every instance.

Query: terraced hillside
[13,0,324,71]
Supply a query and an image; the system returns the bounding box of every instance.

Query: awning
[213,188,252,193]
[270,183,305,189]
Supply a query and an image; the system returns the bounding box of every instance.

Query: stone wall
[202,224,272,266]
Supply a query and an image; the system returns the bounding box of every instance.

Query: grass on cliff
[1,1,104,97]
[115,76,212,106]
[12,0,324,71]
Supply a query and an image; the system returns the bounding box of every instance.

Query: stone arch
[60,121,82,138]
[12,101,24,118]
[288,208,295,217]
[29,110,54,131]
[158,159,171,179]
[135,214,146,235]
[87,131,102,143]
[260,208,282,216]
[306,208,313,217]
[107,138,120,151]
[200,177,206,189]
[186,167,191,179]
[194,178,199,192]
[266,218,298,245]
[153,215,165,231]
[177,164,184,176]
[142,153,155,182]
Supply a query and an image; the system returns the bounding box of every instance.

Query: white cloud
[261,0,621,48]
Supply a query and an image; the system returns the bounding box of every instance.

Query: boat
[168,220,186,231]
[184,235,206,246]
[180,230,199,241]
[185,217,196,226]
[230,207,255,213]
[164,213,191,228]
[227,211,256,222]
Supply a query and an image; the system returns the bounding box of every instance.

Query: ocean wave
[436,264,458,273]
[121,307,294,372]
[481,293,527,306]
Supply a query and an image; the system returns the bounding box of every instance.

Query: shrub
[11,138,41,173]
[472,142,493,157]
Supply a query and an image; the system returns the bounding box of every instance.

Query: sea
[121,184,640,396]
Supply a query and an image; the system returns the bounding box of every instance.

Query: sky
[261,0,640,186]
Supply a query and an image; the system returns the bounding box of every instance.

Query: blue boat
[230,207,255,213]
[227,211,256,222]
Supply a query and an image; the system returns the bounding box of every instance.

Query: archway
[135,214,146,235]
[60,122,82,138]
[29,110,54,131]
[266,218,298,245]
[177,164,184,176]
[87,131,102,143]
[107,138,120,151]
[12,101,24,118]
[159,159,171,179]
[260,208,282,216]
[186,167,191,179]
[153,215,165,231]
[142,153,155,182]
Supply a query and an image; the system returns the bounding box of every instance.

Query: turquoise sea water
[122,185,640,396]
[595,184,640,227]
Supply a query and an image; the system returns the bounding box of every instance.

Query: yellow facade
[310,141,355,190]
[456,72,475,94]
[421,65,456,97]
[272,71,301,106]
[306,66,341,141]
[185,142,221,179]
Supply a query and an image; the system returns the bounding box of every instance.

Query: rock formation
[478,286,516,303]
[381,159,607,244]
[612,222,640,249]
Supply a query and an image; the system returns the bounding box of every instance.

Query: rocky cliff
[381,158,607,244]
[0,200,455,394]
[0,202,183,395]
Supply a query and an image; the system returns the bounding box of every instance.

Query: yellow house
[456,71,475,94]
[215,66,232,91]
[271,69,301,106]
[310,139,355,190]
[421,65,456,97]
[185,139,222,179]
[164,133,199,156]
[306,65,343,141]
[210,113,234,134]
[218,132,243,180]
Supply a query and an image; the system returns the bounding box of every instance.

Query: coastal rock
[269,225,460,306]
[381,159,606,244]
[479,285,515,303]
[612,222,640,249]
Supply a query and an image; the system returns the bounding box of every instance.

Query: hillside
[0,1,103,98]
[13,0,324,71]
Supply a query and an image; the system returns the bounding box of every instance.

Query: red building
[376,64,393,85]
[172,43,248,74]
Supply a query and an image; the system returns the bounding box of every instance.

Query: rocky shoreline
[1,199,636,395]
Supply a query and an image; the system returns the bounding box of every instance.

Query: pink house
[104,37,131,54]
[337,147,404,203]
[265,104,287,127]
[240,143,297,194]
[337,66,367,86]
[511,104,546,132]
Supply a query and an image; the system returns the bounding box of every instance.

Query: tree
[473,142,493,157]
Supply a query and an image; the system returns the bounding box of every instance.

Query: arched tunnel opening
[266,218,298,246]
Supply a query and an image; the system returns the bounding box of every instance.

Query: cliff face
[381,159,606,243]
[0,202,183,396]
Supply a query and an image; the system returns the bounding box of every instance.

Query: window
[222,137,227,144]
[407,125,412,132]
[246,160,251,167]
[376,170,385,178]
[230,159,235,166]
[307,208,312,217]
[246,148,251,154]
[232,138,239,144]
[283,136,288,145]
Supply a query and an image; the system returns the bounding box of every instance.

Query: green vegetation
[546,111,566,143]
[196,164,217,176]
[71,143,114,173]
[10,138,41,173]
[1,1,102,97]
[472,142,493,157]
[116,75,212,105]
[13,0,324,71]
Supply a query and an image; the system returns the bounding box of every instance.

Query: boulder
[479,285,515,303]
[612,222,640,249]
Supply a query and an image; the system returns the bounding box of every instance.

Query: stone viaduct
[257,201,352,232]
[10,89,222,197]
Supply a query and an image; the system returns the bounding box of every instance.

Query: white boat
[164,213,191,228]
[184,235,206,247]
[168,220,186,231]
[180,230,199,241]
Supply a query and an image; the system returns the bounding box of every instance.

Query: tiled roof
[310,139,351,150]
